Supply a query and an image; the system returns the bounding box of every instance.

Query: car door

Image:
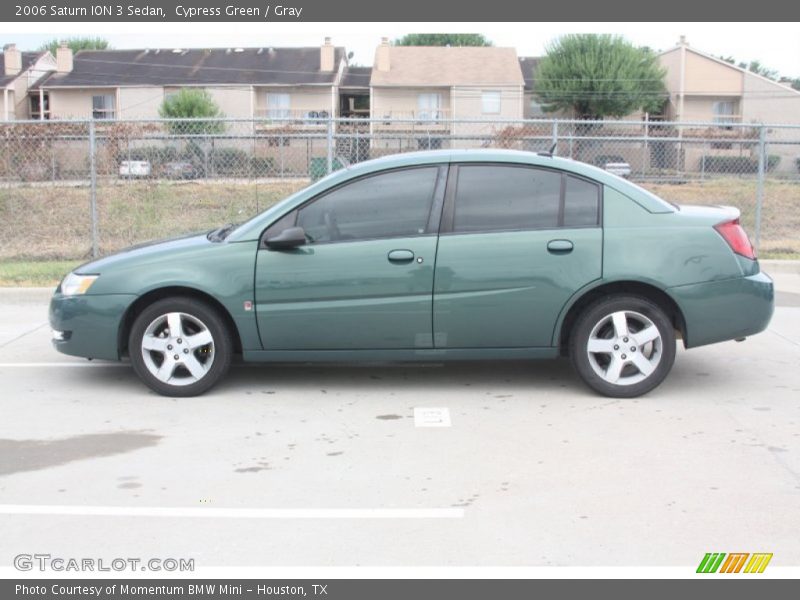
[254,165,447,350]
[433,164,603,348]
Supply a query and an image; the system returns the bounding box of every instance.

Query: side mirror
[264,226,307,250]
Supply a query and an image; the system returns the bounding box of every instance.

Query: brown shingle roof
[37,47,345,88]
[370,46,524,87]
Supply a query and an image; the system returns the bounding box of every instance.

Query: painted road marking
[0,505,464,519]
[414,407,451,427]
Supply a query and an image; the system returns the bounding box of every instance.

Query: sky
[3,22,799,77]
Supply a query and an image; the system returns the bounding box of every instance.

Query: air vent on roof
[257,48,264,54]
[234,48,244,53]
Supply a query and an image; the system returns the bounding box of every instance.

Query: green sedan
[50,149,774,397]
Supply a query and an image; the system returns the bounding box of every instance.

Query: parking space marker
[0,505,463,519]
[414,407,452,427]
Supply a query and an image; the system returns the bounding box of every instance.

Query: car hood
[74,231,213,274]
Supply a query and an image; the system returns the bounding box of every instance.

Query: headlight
[60,273,99,296]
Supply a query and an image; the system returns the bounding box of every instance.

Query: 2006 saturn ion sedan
[50,149,774,398]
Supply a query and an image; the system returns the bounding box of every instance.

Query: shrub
[700,155,780,173]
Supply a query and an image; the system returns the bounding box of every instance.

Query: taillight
[714,219,756,260]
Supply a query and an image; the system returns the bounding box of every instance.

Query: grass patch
[0,260,81,286]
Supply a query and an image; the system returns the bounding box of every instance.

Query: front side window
[481,91,501,115]
[417,93,442,121]
[297,167,440,243]
[92,94,115,119]
[454,166,561,233]
[266,93,291,119]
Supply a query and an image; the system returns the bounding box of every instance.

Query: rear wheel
[129,297,232,397]
[569,295,676,397]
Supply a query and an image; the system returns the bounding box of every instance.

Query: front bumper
[49,292,137,360]
[668,271,774,348]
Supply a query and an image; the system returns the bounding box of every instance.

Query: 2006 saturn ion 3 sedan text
[50,150,774,397]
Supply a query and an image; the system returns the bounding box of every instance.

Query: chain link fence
[1,117,799,263]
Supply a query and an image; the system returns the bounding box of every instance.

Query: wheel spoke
[634,325,660,346]
[587,337,616,353]
[142,335,168,352]
[630,352,655,376]
[611,311,629,338]
[183,354,208,380]
[166,313,184,338]
[155,357,176,382]
[186,329,213,349]
[605,356,624,383]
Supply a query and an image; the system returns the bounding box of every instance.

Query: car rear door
[433,163,602,349]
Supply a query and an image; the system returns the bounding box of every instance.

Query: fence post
[88,120,98,259]
[551,121,558,154]
[326,117,334,175]
[754,124,766,252]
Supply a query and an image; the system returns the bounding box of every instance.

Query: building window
[266,93,291,119]
[417,93,442,121]
[92,94,116,119]
[481,91,501,115]
[712,100,737,125]
[30,93,50,120]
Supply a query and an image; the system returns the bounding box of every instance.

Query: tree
[158,89,225,135]
[39,37,110,55]
[393,33,492,47]
[534,34,667,120]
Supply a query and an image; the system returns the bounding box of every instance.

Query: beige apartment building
[369,40,525,149]
[1,44,56,120]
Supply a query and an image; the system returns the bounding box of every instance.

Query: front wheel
[129,297,233,397]
[569,296,676,398]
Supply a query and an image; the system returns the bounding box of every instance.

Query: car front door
[254,165,447,350]
[433,164,603,349]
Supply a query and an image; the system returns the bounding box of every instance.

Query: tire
[569,295,676,398]
[129,297,233,397]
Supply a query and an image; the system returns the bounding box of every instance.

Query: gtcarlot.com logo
[14,553,195,572]
[696,552,773,574]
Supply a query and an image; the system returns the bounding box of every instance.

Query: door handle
[547,239,574,254]
[388,249,415,263]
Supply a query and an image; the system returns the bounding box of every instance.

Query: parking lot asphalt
[0,265,799,567]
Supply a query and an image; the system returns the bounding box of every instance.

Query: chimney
[678,35,688,46]
[3,43,22,76]
[320,37,335,72]
[376,37,390,72]
[56,43,73,73]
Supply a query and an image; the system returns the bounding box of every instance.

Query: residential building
[369,39,525,149]
[1,44,55,120]
[658,36,800,172]
[31,39,347,122]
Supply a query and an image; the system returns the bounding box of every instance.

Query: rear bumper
[668,272,774,348]
[49,293,136,360]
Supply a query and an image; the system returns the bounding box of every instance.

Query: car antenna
[537,142,558,157]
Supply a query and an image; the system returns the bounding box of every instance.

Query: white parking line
[0,505,464,519]
[0,362,126,367]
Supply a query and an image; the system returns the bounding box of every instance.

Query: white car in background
[119,160,152,178]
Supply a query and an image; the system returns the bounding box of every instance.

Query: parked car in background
[51,150,773,398]
[593,155,632,178]
[119,160,152,178]
[161,160,200,180]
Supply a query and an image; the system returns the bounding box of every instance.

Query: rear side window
[564,175,600,227]
[452,165,600,233]
[453,165,561,232]
[297,167,440,243]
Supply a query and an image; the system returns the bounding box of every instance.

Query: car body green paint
[49,149,774,367]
